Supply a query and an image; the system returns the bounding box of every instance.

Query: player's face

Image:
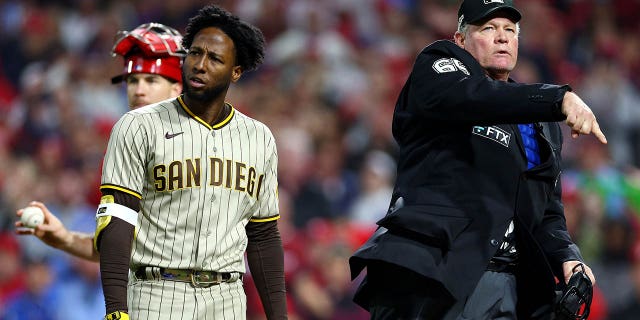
[182,27,242,103]
[455,16,518,81]
[126,73,182,109]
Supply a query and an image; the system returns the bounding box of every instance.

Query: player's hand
[560,92,607,144]
[15,201,72,249]
[562,260,595,286]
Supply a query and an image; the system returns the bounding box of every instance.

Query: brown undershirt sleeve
[97,190,140,313]
[246,220,288,319]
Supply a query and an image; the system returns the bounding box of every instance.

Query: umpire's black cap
[458,0,522,28]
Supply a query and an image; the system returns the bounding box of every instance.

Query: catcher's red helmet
[111,23,185,84]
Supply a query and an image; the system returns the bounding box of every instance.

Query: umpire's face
[455,16,519,82]
[182,27,243,103]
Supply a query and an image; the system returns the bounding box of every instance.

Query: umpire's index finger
[592,121,608,144]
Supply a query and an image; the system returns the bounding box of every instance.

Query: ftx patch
[472,126,511,147]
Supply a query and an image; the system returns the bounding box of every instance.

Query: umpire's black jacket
[350,40,583,318]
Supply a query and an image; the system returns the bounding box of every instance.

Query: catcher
[15,22,184,262]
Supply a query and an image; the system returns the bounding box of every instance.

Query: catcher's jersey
[101,95,279,273]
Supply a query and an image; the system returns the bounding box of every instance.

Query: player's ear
[231,66,243,83]
[172,82,183,97]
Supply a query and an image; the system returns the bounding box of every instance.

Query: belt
[134,267,242,288]
[486,259,517,274]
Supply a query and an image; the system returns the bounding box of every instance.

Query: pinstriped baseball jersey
[100,95,279,274]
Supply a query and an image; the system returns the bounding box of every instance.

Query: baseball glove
[554,263,593,320]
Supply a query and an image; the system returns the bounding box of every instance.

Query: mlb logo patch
[484,0,504,4]
[472,126,511,147]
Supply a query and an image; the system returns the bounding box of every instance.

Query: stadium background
[0,0,639,319]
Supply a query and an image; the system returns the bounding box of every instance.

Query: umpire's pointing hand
[561,91,607,144]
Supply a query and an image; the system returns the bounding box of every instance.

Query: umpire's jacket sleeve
[398,40,567,130]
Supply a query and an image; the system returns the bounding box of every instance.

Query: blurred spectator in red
[289,219,368,320]
[0,233,25,313]
[585,283,609,320]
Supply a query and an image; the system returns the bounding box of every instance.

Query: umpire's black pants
[366,262,517,320]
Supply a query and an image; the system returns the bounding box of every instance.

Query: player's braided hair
[183,5,265,72]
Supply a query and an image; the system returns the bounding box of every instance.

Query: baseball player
[97,5,286,320]
[15,23,185,262]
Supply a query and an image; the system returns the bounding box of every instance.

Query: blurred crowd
[0,0,639,319]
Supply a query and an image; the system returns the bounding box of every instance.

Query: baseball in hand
[21,206,45,228]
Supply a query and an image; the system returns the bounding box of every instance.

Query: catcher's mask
[554,263,593,320]
[111,23,186,84]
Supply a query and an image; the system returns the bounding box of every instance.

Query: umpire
[349,1,603,319]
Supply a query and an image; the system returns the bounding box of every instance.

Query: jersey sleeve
[100,113,148,198]
[250,128,280,222]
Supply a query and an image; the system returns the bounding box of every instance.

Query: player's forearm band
[104,311,129,320]
[96,203,138,227]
